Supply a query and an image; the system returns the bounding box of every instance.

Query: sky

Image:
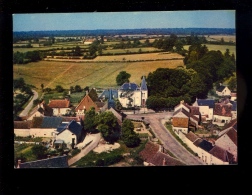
[13,11,235,31]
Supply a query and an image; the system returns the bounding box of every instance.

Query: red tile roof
[139,141,160,162]
[209,145,234,163]
[223,119,237,130]
[148,151,185,166]
[226,128,237,146]
[185,131,199,142]
[75,95,99,112]
[173,108,190,118]
[48,99,70,108]
[189,106,201,116]
[213,103,232,117]
[14,121,32,129]
[172,117,189,128]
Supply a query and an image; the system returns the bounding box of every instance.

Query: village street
[68,132,101,166]
[126,112,204,165]
[19,89,38,117]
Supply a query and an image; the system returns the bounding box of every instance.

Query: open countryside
[13,58,184,89]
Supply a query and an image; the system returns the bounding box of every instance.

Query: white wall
[52,108,69,116]
[172,130,229,165]
[27,111,43,121]
[213,115,231,126]
[14,129,30,137]
[56,129,77,146]
[30,128,57,138]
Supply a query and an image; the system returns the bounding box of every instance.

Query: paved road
[19,89,38,117]
[68,133,101,166]
[126,112,204,165]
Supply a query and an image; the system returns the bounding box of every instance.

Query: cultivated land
[205,35,236,43]
[13,56,184,89]
[183,44,236,57]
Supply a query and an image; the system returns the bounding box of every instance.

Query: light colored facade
[48,99,70,116]
[216,86,231,96]
[56,129,77,148]
[118,76,148,108]
[30,128,57,138]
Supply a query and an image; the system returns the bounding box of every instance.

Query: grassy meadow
[13,57,184,89]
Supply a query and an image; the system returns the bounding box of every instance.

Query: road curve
[126,112,204,165]
[19,89,38,117]
[68,133,101,166]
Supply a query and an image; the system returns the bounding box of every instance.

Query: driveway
[126,112,204,165]
[19,89,38,117]
[68,132,101,166]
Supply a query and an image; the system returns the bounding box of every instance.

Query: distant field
[103,47,161,54]
[183,44,236,58]
[13,58,184,89]
[205,35,236,43]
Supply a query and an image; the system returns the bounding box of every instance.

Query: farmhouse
[55,120,83,149]
[215,119,237,162]
[213,102,232,126]
[26,100,53,121]
[48,98,71,116]
[216,85,231,97]
[139,141,185,166]
[192,98,215,121]
[118,76,148,108]
[75,88,106,117]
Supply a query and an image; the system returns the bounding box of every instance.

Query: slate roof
[41,117,63,128]
[195,99,215,108]
[119,83,140,91]
[68,120,82,136]
[14,121,32,129]
[209,145,234,163]
[230,101,237,111]
[193,139,214,152]
[216,85,226,92]
[140,76,148,90]
[98,89,118,99]
[148,151,185,166]
[48,99,70,108]
[213,103,232,117]
[19,155,68,168]
[186,131,200,142]
[57,120,82,136]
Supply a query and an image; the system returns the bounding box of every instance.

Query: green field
[103,47,161,54]
[183,44,236,58]
[13,58,184,89]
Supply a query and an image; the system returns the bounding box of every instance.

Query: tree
[96,111,120,143]
[228,76,237,91]
[13,78,25,89]
[74,85,82,92]
[121,119,140,147]
[73,46,81,56]
[55,85,64,93]
[33,98,40,106]
[31,144,47,159]
[84,107,97,133]
[44,87,52,93]
[41,83,44,91]
[116,71,131,86]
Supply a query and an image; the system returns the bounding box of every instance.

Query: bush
[71,148,81,156]
[103,154,123,166]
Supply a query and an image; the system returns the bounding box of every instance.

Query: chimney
[162,158,166,166]
[17,159,21,168]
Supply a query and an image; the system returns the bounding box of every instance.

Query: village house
[75,88,106,117]
[215,119,237,162]
[29,116,63,138]
[26,100,53,121]
[48,98,71,116]
[184,131,235,165]
[216,85,231,97]
[55,120,83,149]
[118,76,148,108]
[14,120,32,137]
[230,92,237,101]
[139,141,185,166]
[213,102,232,126]
[172,101,200,134]
[192,98,215,121]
